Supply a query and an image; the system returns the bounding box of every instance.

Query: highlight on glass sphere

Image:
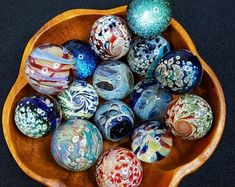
[165,94,213,140]
[96,147,143,187]
[131,121,173,163]
[126,0,172,38]
[57,80,99,120]
[89,15,132,60]
[94,100,135,142]
[155,50,203,94]
[51,119,103,171]
[14,95,61,138]
[93,60,134,100]
[130,78,172,121]
[128,35,171,77]
[25,44,75,95]
[63,39,99,80]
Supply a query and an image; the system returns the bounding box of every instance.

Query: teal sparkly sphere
[127,0,172,38]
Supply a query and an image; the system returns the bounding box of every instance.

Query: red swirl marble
[25,44,75,95]
[89,15,132,60]
[96,148,143,187]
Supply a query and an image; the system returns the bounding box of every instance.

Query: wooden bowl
[2,5,226,187]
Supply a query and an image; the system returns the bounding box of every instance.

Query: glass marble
[25,44,75,95]
[93,60,134,100]
[94,100,135,142]
[127,0,172,38]
[57,80,99,120]
[96,148,143,187]
[131,121,172,163]
[128,36,171,77]
[14,95,61,138]
[51,119,103,171]
[165,94,213,140]
[89,15,132,60]
[63,39,98,80]
[155,50,203,94]
[130,78,172,121]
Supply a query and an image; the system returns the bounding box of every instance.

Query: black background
[0,0,234,186]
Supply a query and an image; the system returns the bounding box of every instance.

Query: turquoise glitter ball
[126,0,172,38]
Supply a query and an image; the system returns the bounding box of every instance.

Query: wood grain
[2,5,226,187]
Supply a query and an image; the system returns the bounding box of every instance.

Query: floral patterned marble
[94,100,135,142]
[128,36,171,76]
[14,95,61,138]
[51,119,103,171]
[131,121,172,163]
[155,50,203,94]
[93,60,134,100]
[57,80,99,120]
[165,94,213,140]
[89,15,132,60]
[25,44,75,95]
[130,78,172,121]
[96,148,143,187]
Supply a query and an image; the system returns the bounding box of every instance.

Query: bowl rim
[2,5,226,187]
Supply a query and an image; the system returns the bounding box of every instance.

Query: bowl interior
[5,9,223,187]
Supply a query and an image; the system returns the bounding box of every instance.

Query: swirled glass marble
[131,121,172,163]
[93,60,134,100]
[130,78,172,121]
[25,44,75,95]
[96,148,143,187]
[57,80,99,120]
[165,94,213,140]
[89,15,132,60]
[155,50,203,94]
[14,95,61,138]
[94,100,135,142]
[51,119,103,171]
[127,0,172,38]
[63,39,98,79]
[128,36,171,76]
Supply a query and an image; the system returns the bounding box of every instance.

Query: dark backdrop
[0,0,234,186]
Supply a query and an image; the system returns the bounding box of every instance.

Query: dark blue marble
[63,39,99,80]
[130,78,172,121]
[155,50,203,94]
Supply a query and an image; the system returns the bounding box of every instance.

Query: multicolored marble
[96,148,143,187]
[57,80,99,120]
[51,119,103,171]
[94,100,135,142]
[155,50,203,94]
[93,60,134,100]
[131,121,172,163]
[89,15,132,60]
[130,78,172,121]
[25,44,75,95]
[63,39,98,79]
[14,95,61,138]
[128,36,171,77]
[127,0,172,38]
[165,94,213,140]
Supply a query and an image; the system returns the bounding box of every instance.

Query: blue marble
[94,100,135,142]
[93,60,134,100]
[57,80,99,120]
[128,36,171,76]
[126,0,172,38]
[131,121,172,163]
[155,50,203,94]
[63,39,98,79]
[51,119,103,171]
[130,78,172,121]
[14,95,61,138]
